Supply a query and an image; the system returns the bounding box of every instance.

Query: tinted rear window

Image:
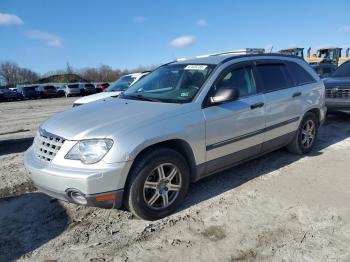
[68,84,79,88]
[255,63,293,92]
[286,62,315,85]
[24,86,36,91]
[85,84,95,88]
[44,86,55,90]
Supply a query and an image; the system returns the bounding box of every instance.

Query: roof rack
[177,48,265,61]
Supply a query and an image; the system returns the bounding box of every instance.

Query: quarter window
[216,66,256,98]
[255,63,293,93]
[286,62,315,85]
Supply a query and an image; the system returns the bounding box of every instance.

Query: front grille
[326,88,350,98]
[33,128,65,163]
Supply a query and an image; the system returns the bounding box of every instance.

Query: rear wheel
[124,148,190,220]
[287,112,319,155]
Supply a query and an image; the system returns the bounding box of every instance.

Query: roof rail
[177,48,265,61]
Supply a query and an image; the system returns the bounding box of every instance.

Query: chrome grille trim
[33,128,65,163]
[326,88,350,99]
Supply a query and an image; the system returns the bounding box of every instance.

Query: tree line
[0,61,155,87]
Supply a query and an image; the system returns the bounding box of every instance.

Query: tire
[124,147,190,220]
[287,112,319,155]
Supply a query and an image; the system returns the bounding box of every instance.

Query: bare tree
[18,68,39,84]
[98,65,116,82]
[79,67,100,82]
[79,65,125,82]
[0,61,39,87]
[0,61,18,87]
[0,60,156,86]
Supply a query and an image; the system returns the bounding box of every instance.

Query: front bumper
[319,105,327,126]
[24,146,132,208]
[67,90,81,96]
[326,98,350,112]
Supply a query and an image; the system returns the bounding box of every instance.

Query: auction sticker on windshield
[184,65,207,70]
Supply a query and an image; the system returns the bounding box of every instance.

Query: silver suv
[24,53,326,220]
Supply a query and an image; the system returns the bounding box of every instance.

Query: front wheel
[287,112,319,155]
[124,148,190,220]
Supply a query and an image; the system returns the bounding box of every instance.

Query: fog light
[67,189,87,205]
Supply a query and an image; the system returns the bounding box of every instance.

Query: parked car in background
[56,84,81,97]
[9,87,19,99]
[56,85,66,97]
[73,72,149,106]
[311,63,337,78]
[79,83,96,96]
[24,52,326,220]
[36,85,57,98]
[323,61,350,113]
[0,86,18,101]
[17,86,38,99]
[65,84,81,97]
[95,82,110,93]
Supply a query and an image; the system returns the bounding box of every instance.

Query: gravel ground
[0,98,76,198]
[0,98,350,262]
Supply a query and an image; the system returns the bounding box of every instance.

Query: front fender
[103,109,206,166]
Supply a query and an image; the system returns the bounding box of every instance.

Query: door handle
[250,102,264,109]
[292,92,302,98]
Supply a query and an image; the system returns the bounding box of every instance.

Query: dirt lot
[1,98,350,262]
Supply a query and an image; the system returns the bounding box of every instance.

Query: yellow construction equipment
[338,48,350,66]
[306,47,350,66]
[279,48,304,58]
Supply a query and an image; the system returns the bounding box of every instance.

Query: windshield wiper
[126,94,162,102]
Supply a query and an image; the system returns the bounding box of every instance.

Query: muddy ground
[0,98,350,262]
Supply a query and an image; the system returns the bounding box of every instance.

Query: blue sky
[0,0,349,74]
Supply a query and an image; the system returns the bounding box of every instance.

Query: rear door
[253,60,301,151]
[203,62,266,174]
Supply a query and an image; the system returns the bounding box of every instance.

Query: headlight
[65,139,113,164]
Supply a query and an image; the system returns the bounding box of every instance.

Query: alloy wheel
[301,119,316,149]
[143,163,182,210]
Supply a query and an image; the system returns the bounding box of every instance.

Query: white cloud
[197,19,208,27]
[24,30,62,47]
[338,25,350,33]
[170,35,196,48]
[0,12,23,26]
[133,16,147,23]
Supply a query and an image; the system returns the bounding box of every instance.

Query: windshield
[121,64,215,103]
[332,61,350,77]
[106,75,136,92]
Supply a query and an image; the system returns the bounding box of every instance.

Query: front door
[203,63,266,174]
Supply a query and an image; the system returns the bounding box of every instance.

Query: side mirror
[209,87,239,105]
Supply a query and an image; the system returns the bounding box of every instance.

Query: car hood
[74,91,121,105]
[323,77,350,88]
[42,97,193,140]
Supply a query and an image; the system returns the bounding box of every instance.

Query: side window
[216,66,256,98]
[286,62,316,85]
[255,63,293,93]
